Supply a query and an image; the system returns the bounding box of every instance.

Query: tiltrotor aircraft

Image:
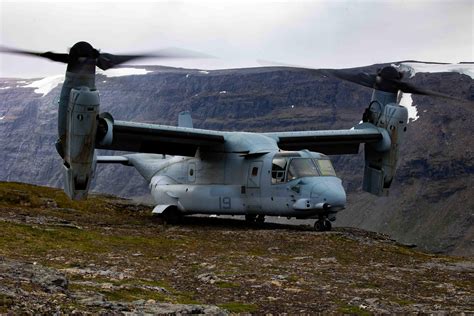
[1,42,466,231]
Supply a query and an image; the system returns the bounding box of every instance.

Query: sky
[0,0,472,78]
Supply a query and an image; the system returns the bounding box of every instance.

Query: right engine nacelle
[63,87,100,200]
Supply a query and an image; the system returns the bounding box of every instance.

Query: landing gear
[324,220,332,231]
[161,208,182,225]
[255,215,265,225]
[245,214,265,225]
[245,214,256,223]
[314,217,332,231]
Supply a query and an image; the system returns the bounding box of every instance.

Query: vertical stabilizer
[178,111,193,128]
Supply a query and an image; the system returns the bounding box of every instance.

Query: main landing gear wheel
[162,208,182,225]
[245,214,265,225]
[314,219,332,231]
[245,214,256,223]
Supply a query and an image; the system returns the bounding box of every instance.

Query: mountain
[0,63,472,256]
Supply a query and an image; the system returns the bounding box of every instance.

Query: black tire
[151,213,164,224]
[314,220,324,231]
[255,215,265,225]
[162,208,182,225]
[245,214,256,223]
[323,220,332,231]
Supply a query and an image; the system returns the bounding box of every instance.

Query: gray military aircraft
[1,42,466,230]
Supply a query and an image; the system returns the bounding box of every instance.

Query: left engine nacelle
[63,87,100,200]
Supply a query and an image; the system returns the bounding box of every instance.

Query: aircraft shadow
[172,215,316,232]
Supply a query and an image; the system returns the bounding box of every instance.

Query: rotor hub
[374,66,403,93]
[64,42,99,74]
[69,41,99,59]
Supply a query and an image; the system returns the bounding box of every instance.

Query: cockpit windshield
[271,153,336,184]
[287,158,319,181]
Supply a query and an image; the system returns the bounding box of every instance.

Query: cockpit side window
[271,157,287,183]
[271,153,299,184]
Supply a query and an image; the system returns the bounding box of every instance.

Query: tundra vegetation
[0,182,472,314]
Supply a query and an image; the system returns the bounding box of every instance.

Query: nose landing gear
[314,216,332,231]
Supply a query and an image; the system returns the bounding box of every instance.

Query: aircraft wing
[96,156,130,165]
[263,125,384,155]
[96,120,225,156]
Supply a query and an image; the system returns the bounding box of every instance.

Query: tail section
[97,154,168,182]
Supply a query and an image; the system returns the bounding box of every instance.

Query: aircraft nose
[324,186,346,207]
[311,178,347,207]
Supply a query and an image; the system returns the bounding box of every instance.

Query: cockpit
[271,152,336,184]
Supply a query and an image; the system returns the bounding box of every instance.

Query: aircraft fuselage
[147,150,346,221]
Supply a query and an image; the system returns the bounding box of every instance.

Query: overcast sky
[0,0,472,78]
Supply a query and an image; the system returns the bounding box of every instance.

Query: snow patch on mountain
[100,68,153,77]
[22,75,64,97]
[396,63,474,79]
[17,67,153,96]
[392,62,474,123]
[399,93,419,123]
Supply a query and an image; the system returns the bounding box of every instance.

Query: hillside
[1,182,473,314]
[0,63,472,256]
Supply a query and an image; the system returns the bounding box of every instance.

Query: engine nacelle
[63,87,100,200]
[361,91,408,196]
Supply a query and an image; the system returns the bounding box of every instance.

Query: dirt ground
[0,182,473,314]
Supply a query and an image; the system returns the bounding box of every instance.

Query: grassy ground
[0,182,473,314]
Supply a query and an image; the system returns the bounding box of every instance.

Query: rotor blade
[96,53,152,70]
[151,47,215,59]
[256,59,305,68]
[322,69,377,89]
[97,48,214,70]
[258,59,381,88]
[389,78,470,103]
[0,46,69,63]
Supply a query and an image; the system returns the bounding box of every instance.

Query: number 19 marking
[219,197,231,209]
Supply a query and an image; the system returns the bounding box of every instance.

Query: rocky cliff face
[0,64,472,255]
